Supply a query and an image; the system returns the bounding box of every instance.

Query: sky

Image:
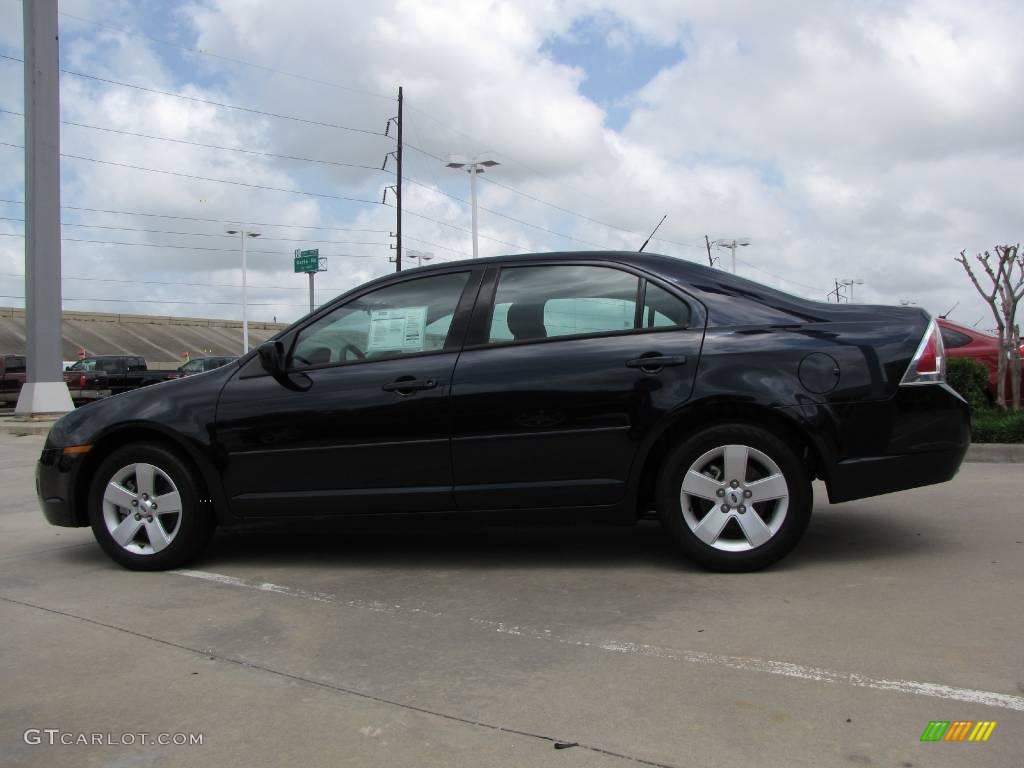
[0,0,1022,328]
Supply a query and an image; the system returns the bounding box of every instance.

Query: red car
[938,318,1024,402]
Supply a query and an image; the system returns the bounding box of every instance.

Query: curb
[965,443,1024,463]
[0,418,55,437]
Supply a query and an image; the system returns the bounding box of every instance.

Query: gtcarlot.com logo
[920,721,997,742]
[24,729,203,746]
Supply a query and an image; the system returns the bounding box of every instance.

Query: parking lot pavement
[1,433,1021,767]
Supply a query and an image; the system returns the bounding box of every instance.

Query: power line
[0,143,384,205]
[732,256,823,295]
[54,64,389,138]
[3,111,385,172]
[0,216,388,245]
[57,11,396,102]
[401,234,471,258]
[0,272,364,294]
[0,233,380,260]
[0,198,389,233]
[404,174,608,249]
[0,293,312,307]
[478,176,643,238]
[389,203,521,251]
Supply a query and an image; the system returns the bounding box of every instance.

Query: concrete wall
[0,307,289,366]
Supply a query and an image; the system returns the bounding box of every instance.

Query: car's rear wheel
[657,424,812,571]
[88,443,214,571]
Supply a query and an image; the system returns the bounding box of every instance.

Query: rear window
[940,327,972,349]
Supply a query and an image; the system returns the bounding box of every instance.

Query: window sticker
[367,306,428,353]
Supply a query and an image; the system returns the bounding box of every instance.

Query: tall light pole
[710,237,751,274]
[840,278,864,302]
[444,154,499,258]
[225,226,261,353]
[406,249,434,266]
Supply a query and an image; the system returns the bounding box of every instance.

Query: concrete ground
[0,434,1021,767]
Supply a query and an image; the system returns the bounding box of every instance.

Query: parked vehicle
[0,354,27,405]
[938,317,1024,403]
[63,355,177,400]
[168,356,237,379]
[37,252,969,572]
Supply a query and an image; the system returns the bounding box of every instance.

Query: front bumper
[36,447,87,527]
[826,383,970,503]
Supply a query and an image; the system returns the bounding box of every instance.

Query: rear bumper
[36,447,87,527]
[825,383,970,503]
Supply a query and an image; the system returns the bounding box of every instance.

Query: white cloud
[0,0,1019,330]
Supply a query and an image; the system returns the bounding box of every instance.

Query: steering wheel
[341,344,366,361]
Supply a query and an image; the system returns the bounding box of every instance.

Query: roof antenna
[939,300,958,319]
[638,215,667,252]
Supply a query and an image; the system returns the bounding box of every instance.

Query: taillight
[78,374,87,387]
[901,318,945,386]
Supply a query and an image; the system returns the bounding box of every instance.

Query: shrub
[946,357,990,411]
[971,409,1024,443]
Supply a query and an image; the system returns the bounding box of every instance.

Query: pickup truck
[64,355,176,400]
[167,355,237,379]
[0,354,27,405]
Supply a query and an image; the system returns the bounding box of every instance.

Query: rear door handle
[382,377,439,395]
[625,354,688,372]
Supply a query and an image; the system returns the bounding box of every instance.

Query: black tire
[656,423,812,572]
[88,442,215,571]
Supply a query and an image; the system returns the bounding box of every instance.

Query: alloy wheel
[102,463,183,555]
[679,444,789,552]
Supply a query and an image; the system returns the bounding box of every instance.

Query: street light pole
[709,238,751,274]
[445,154,500,258]
[469,166,479,259]
[225,226,261,353]
[840,278,864,302]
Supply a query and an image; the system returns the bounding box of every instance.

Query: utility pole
[16,0,73,415]
[704,235,717,267]
[395,86,403,274]
[384,87,403,271]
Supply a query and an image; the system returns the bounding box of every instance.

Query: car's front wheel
[88,443,214,571]
[657,424,812,571]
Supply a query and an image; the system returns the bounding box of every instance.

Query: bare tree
[955,244,1024,410]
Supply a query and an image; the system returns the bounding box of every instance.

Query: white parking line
[172,568,1024,713]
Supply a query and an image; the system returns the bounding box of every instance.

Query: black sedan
[36,252,969,572]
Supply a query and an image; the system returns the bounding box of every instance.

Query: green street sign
[294,248,319,273]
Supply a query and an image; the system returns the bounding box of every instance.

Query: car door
[449,261,705,511]
[98,358,128,394]
[215,268,481,518]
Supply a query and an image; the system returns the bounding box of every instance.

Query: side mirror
[257,340,286,376]
[256,339,311,392]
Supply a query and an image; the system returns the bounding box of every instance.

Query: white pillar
[16,0,73,416]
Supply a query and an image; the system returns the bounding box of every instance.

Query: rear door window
[485,265,691,344]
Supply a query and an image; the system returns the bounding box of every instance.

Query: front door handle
[382,377,439,395]
[625,354,688,373]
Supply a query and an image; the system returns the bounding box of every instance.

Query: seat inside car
[305,346,333,366]
[506,302,547,341]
